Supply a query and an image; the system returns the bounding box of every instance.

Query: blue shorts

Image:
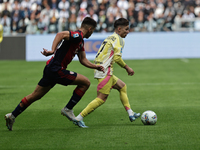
[38,66,77,87]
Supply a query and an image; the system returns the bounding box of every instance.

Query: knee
[87,79,91,87]
[84,78,91,89]
[120,84,127,92]
[97,93,108,102]
[77,76,91,91]
[101,95,108,102]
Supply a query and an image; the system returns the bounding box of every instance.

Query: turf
[0,59,200,150]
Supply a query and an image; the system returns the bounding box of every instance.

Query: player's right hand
[96,65,105,73]
[41,48,54,56]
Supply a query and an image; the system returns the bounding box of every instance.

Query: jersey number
[95,41,107,58]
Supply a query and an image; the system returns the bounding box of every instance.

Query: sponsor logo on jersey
[73,33,79,38]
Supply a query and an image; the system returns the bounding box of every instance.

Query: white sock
[76,114,83,121]
[64,107,71,110]
[127,109,134,116]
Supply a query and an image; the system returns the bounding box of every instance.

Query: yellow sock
[120,85,131,111]
[81,97,105,117]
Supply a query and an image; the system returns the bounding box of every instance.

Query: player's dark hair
[114,18,129,29]
[81,17,97,29]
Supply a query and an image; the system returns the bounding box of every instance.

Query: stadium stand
[0,0,200,35]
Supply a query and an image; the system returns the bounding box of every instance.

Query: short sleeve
[69,31,83,43]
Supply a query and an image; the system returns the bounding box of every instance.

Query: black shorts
[38,66,77,87]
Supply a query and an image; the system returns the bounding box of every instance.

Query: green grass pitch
[0,59,200,150]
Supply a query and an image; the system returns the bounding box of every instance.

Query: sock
[81,97,105,117]
[76,114,83,121]
[119,85,131,111]
[12,97,31,118]
[127,109,134,116]
[66,87,85,109]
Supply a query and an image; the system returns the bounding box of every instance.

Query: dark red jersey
[46,30,85,72]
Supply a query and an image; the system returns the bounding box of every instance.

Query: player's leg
[73,92,108,128]
[5,85,52,131]
[77,92,108,119]
[112,78,130,110]
[67,73,91,108]
[112,77,140,122]
[74,75,113,127]
[77,75,113,119]
[5,65,61,130]
[60,73,91,121]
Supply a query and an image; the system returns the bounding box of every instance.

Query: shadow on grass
[2,122,157,133]
[1,126,80,133]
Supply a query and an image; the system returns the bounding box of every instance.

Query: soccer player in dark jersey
[4,17,104,131]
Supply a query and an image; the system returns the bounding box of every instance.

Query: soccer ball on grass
[141,110,157,125]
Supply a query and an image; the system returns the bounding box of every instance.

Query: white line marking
[126,82,200,86]
[180,58,189,63]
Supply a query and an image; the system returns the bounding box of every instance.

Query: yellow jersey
[94,32,125,78]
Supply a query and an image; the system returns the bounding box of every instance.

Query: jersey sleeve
[114,55,126,68]
[69,31,83,43]
[112,36,125,56]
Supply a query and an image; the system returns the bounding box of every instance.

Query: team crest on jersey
[73,33,79,38]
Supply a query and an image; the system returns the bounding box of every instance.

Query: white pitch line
[180,58,189,63]
[126,82,200,86]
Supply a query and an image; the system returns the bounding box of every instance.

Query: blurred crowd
[0,0,200,35]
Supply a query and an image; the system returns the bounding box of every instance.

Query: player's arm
[124,64,134,76]
[41,31,70,56]
[78,51,104,72]
[112,37,134,76]
[114,55,134,76]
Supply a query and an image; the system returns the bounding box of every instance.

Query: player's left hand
[126,67,134,76]
[41,48,54,56]
[128,70,134,76]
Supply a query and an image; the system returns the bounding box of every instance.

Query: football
[141,110,157,125]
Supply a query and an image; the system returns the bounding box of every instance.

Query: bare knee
[84,78,91,89]
[72,74,91,90]
[97,92,108,102]
[80,78,90,91]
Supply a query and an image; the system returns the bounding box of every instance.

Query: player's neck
[79,28,87,38]
[114,31,122,38]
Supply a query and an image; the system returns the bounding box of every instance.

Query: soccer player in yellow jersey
[74,18,140,128]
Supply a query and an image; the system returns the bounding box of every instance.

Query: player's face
[85,27,95,39]
[118,25,130,38]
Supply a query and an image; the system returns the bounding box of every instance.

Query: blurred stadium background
[0,0,200,60]
[1,1,200,149]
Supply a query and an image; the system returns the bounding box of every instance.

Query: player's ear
[88,26,95,33]
[118,26,122,32]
